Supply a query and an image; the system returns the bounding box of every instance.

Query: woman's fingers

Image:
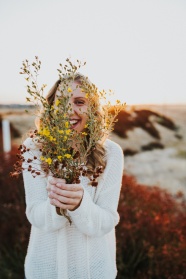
[49,186,83,202]
[47,179,84,211]
[46,177,66,192]
[49,183,84,210]
[49,191,77,205]
[56,183,82,191]
[48,176,66,185]
[50,185,82,198]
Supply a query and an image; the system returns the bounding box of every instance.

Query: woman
[23,73,124,279]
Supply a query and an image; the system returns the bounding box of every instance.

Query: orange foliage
[116,175,186,279]
[0,146,30,278]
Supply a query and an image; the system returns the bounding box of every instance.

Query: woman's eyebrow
[74,96,86,99]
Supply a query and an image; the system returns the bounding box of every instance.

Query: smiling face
[56,81,89,133]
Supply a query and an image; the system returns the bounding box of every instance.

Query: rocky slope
[110,104,186,195]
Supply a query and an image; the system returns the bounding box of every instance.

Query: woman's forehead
[56,80,85,98]
[70,81,86,98]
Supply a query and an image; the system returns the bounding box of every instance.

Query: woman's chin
[72,123,83,133]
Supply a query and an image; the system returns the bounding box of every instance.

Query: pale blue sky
[0,0,186,105]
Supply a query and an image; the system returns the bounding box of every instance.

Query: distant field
[0,107,36,144]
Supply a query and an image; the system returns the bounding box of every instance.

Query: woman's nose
[67,102,76,116]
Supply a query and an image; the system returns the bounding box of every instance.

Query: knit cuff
[48,198,66,220]
[67,189,91,220]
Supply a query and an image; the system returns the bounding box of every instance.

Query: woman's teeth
[69,120,79,125]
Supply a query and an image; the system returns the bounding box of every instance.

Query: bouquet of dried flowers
[10,56,125,222]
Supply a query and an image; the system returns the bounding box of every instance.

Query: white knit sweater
[23,138,124,279]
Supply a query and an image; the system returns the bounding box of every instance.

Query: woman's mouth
[69,119,81,129]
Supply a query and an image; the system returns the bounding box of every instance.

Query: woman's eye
[75,100,85,105]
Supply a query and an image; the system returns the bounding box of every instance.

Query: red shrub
[0,146,30,278]
[116,175,186,279]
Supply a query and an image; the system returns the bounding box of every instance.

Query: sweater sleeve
[22,138,68,232]
[67,140,124,237]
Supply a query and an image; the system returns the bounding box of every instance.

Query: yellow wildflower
[85,93,89,98]
[67,87,72,93]
[43,128,50,137]
[49,136,56,141]
[65,122,69,128]
[82,132,87,136]
[58,130,64,134]
[84,124,88,128]
[57,156,62,161]
[64,154,71,159]
[40,156,45,161]
[55,99,60,106]
[65,129,71,135]
[38,129,43,135]
[46,158,52,165]
[63,136,67,141]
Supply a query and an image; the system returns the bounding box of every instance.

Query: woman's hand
[46,176,84,211]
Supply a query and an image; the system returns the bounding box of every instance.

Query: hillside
[110,104,186,195]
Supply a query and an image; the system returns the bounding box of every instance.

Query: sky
[0,0,186,105]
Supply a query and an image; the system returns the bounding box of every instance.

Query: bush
[116,175,186,279]
[0,147,30,279]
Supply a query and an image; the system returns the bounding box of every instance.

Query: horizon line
[0,102,186,107]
